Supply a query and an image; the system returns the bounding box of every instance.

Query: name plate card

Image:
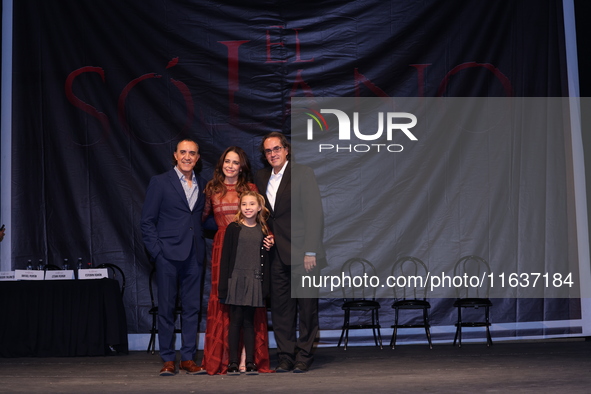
[45,270,75,280]
[15,270,45,280]
[78,268,108,280]
[0,271,16,281]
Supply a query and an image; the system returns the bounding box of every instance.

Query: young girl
[218,191,271,375]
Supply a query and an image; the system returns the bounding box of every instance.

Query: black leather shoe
[293,362,309,373]
[245,362,259,375]
[227,362,240,376]
[275,360,293,372]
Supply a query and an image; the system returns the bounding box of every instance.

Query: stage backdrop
[10,0,581,340]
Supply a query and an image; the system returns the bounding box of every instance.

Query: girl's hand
[263,235,274,251]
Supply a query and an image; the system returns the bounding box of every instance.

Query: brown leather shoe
[159,361,176,376]
[179,360,206,375]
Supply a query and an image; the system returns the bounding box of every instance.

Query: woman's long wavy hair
[204,146,253,198]
[234,191,270,236]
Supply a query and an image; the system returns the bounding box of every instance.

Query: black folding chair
[452,255,493,347]
[389,256,432,349]
[337,258,383,350]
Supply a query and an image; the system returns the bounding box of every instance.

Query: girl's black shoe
[245,362,259,375]
[227,362,240,376]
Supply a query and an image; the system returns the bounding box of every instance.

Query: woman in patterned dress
[201,146,272,375]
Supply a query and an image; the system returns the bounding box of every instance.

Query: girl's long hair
[234,191,270,236]
[204,146,253,198]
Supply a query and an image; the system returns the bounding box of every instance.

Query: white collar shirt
[267,160,288,210]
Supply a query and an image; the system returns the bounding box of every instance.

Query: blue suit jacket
[141,168,206,263]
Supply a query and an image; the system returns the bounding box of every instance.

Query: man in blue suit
[141,139,207,376]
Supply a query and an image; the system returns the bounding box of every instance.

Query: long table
[0,278,128,357]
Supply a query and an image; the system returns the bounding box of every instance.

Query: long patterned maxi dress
[201,182,272,374]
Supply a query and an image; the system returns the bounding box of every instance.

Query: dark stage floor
[1,339,590,393]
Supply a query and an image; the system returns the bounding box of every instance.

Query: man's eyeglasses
[264,146,284,155]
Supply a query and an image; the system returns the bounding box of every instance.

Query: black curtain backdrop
[11,0,578,336]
